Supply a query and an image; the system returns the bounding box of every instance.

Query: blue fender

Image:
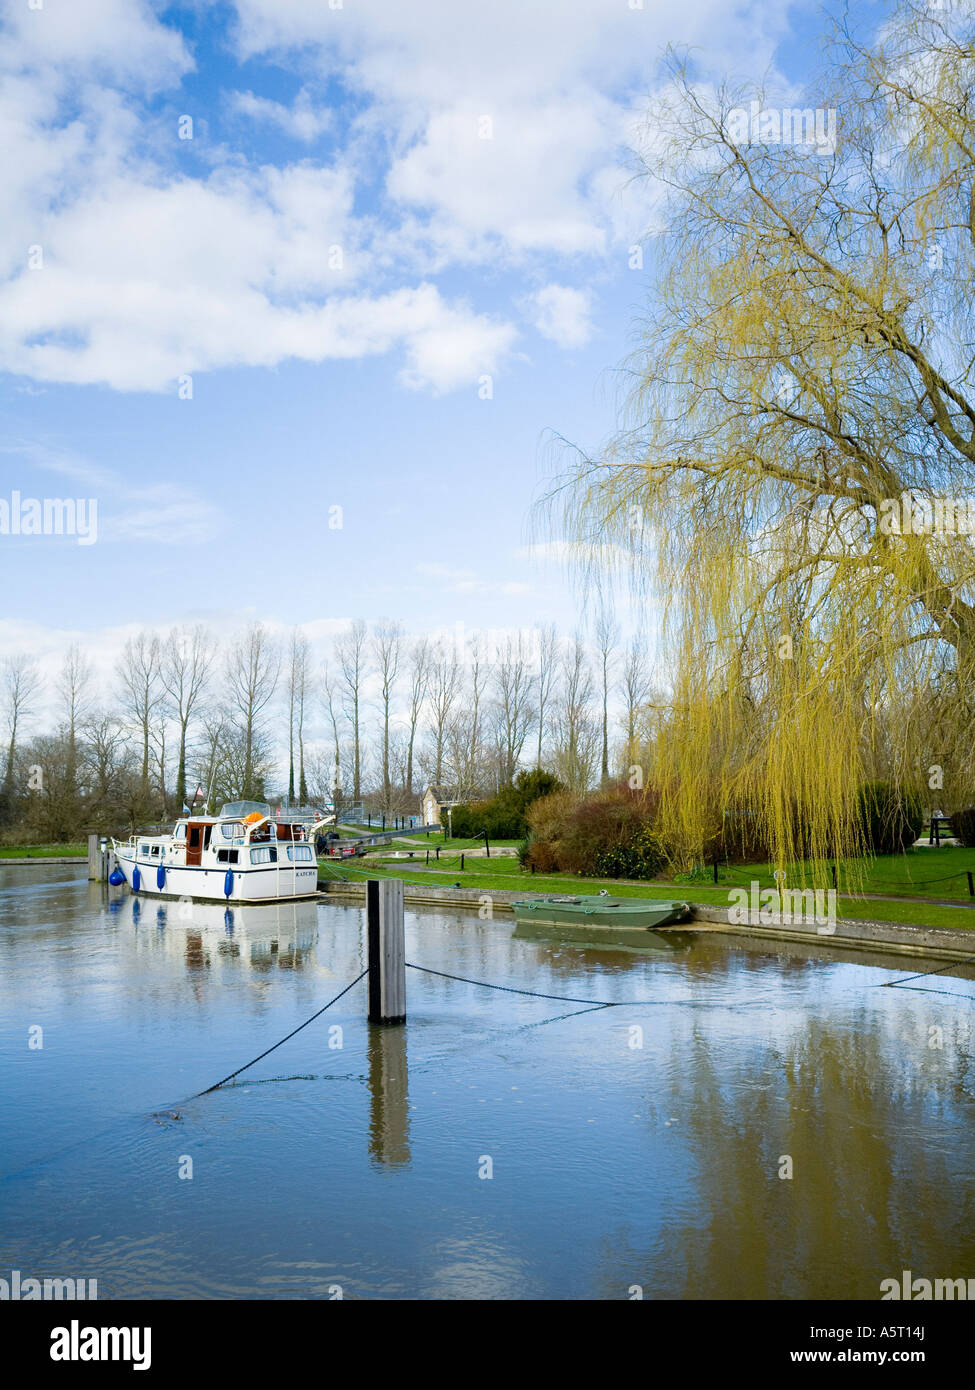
[156,863,166,890]
[132,865,141,893]
[223,869,234,899]
[108,867,125,886]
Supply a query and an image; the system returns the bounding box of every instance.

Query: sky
[0,0,878,732]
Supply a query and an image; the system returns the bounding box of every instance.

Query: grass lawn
[378,836,520,851]
[319,849,975,932]
[0,843,87,858]
[716,847,975,901]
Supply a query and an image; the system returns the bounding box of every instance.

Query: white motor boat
[112,801,328,903]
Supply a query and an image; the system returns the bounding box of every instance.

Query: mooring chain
[405,961,621,1006]
[192,949,975,1103]
[193,968,369,1096]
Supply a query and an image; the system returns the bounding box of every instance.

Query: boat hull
[512,896,691,950]
[113,852,319,903]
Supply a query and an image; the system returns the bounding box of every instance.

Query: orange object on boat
[243,811,265,824]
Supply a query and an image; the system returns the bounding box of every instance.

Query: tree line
[0,613,653,841]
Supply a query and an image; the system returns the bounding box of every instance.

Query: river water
[1,865,974,1300]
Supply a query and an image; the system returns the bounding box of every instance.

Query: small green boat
[512,894,692,950]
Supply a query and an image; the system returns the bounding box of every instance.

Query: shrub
[524,782,666,880]
[526,789,576,842]
[527,837,561,874]
[950,807,975,848]
[446,770,565,840]
[447,801,524,839]
[854,780,923,856]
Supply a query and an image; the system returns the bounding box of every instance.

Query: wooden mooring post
[87,832,111,881]
[367,878,406,1025]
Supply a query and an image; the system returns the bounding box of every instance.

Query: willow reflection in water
[1,867,974,1299]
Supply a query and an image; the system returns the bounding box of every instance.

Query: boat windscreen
[220,800,271,820]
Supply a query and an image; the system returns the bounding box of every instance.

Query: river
[1,865,973,1299]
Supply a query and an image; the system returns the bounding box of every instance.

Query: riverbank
[0,855,87,865]
[318,879,975,963]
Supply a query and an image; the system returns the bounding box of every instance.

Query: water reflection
[2,869,975,1299]
[367,1025,411,1167]
[116,893,321,975]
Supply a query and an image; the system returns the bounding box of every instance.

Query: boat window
[221,822,244,841]
[288,845,314,862]
[173,823,186,840]
[217,849,240,864]
[250,846,278,865]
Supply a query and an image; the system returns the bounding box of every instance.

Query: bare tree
[225,623,280,800]
[194,711,228,812]
[492,636,537,786]
[286,628,310,805]
[1,654,42,801]
[81,712,134,822]
[336,619,368,802]
[551,634,598,794]
[322,662,344,811]
[372,620,403,814]
[404,637,430,803]
[56,643,95,807]
[162,625,214,811]
[117,632,164,805]
[535,622,559,769]
[621,633,653,772]
[593,604,620,786]
[428,640,460,786]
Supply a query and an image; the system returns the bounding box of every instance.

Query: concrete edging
[0,856,87,865]
[318,880,975,962]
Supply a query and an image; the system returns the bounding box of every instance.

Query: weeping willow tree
[550,1,975,874]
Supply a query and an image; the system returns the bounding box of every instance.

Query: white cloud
[416,562,530,597]
[526,284,594,349]
[1,441,222,545]
[1,0,192,90]
[231,0,795,261]
[229,88,332,142]
[0,158,514,391]
[0,0,796,394]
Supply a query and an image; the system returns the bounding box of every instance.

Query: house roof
[424,785,458,803]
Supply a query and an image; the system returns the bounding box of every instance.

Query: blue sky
[0,0,879,711]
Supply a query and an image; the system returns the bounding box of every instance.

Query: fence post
[87,833,100,880]
[367,879,406,1024]
[460,853,465,871]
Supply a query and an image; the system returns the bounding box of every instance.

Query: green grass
[0,843,87,858]
[713,847,975,901]
[318,850,975,931]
